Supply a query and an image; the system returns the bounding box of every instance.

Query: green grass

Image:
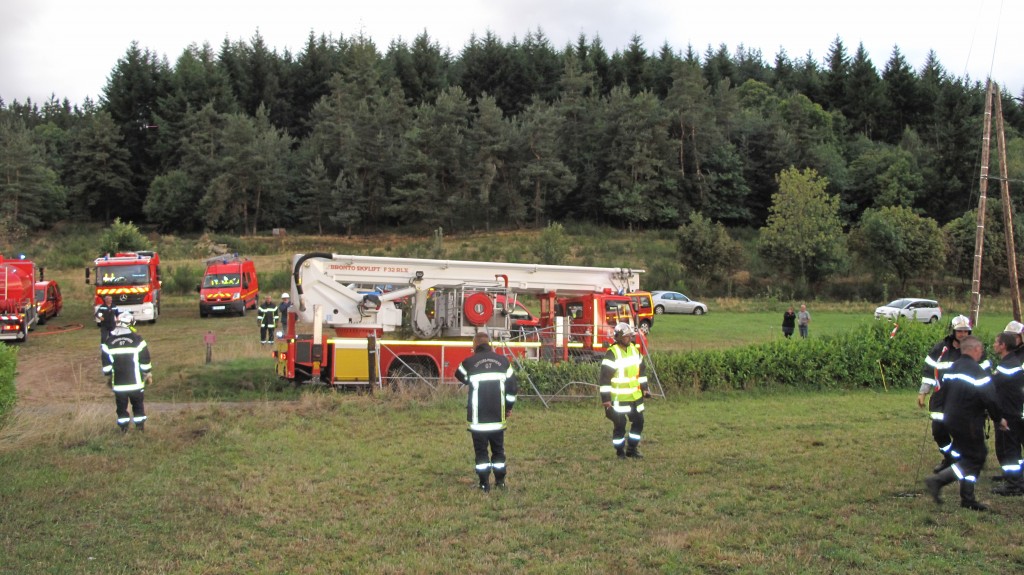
[2,390,1022,573]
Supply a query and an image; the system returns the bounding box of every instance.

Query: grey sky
[1,0,1020,106]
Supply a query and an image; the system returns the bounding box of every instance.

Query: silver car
[873,298,942,323]
[650,291,708,315]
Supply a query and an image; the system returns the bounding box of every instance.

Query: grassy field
[2,390,1023,573]
[4,248,1024,573]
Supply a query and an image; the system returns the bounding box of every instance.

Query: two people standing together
[782,304,811,338]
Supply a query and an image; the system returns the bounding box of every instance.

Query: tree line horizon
[1,28,1022,292]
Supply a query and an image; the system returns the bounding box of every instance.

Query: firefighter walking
[599,322,651,459]
[917,315,978,472]
[924,336,1007,511]
[101,312,152,433]
[258,295,278,344]
[455,332,518,492]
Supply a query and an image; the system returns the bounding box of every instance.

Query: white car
[650,291,708,315]
[873,298,942,323]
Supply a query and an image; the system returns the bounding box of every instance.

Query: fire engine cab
[276,253,645,389]
[88,251,162,323]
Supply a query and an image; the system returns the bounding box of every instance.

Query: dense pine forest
[2,29,1023,295]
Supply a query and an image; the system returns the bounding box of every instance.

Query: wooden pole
[993,83,1022,321]
[970,81,995,327]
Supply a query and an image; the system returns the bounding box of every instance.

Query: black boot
[933,454,954,473]
[992,474,1024,496]
[477,472,490,493]
[959,481,989,511]
[626,446,643,459]
[924,466,957,505]
[615,448,626,459]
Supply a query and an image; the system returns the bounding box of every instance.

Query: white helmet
[116,311,135,328]
[950,315,971,332]
[613,322,636,337]
[281,292,290,299]
[1004,320,1024,335]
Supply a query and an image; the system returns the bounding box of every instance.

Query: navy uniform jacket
[455,343,518,432]
[941,356,1002,437]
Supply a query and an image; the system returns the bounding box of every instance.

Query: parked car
[873,298,942,323]
[650,291,707,315]
[34,280,63,325]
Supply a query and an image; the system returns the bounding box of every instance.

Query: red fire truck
[0,254,39,343]
[275,253,646,389]
[88,251,163,323]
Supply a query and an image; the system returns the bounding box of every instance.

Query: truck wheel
[239,304,246,318]
[387,359,438,395]
[639,319,651,334]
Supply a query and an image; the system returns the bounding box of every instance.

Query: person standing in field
[918,315,977,474]
[599,322,651,459]
[276,292,292,338]
[797,304,811,338]
[95,295,120,344]
[101,311,152,433]
[991,330,1024,497]
[782,307,796,338]
[257,294,278,344]
[455,331,518,492]
[924,335,1006,511]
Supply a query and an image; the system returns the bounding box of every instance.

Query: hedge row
[519,320,945,396]
[0,344,17,421]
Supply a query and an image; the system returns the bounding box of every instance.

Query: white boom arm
[290,253,643,332]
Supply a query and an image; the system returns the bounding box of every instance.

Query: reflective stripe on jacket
[599,343,646,412]
[101,328,152,392]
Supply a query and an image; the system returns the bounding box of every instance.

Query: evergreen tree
[0,117,65,231]
[64,110,133,221]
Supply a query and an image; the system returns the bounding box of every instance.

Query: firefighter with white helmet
[599,322,651,459]
[101,311,152,433]
[990,326,1024,496]
[276,292,292,339]
[918,314,988,473]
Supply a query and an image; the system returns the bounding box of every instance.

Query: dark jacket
[941,356,1002,435]
[455,343,518,432]
[101,327,152,392]
[992,354,1024,422]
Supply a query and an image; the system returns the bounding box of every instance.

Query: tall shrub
[0,344,17,422]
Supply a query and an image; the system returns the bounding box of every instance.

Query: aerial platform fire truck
[276,253,645,389]
[87,251,163,323]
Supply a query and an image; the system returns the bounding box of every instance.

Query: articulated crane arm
[291,253,643,335]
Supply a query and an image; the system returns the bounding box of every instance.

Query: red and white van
[198,256,259,317]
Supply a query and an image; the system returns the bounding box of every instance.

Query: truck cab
[198,256,259,317]
[90,251,162,323]
[34,280,62,324]
[627,291,654,333]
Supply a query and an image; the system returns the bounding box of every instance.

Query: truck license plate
[213,306,225,311]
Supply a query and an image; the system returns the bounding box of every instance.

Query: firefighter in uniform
[101,311,152,433]
[991,330,1024,496]
[924,336,1007,511]
[95,295,120,344]
[258,295,278,344]
[276,293,292,339]
[599,322,650,459]
[917,315,978,472]
[455,331,518,492]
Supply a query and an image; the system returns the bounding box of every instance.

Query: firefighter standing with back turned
[455,331,518,492]
[101,311,152,433]
[600,322,651,459]
[991,328,1024,496]
[258,294,278,344]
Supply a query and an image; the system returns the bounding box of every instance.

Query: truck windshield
[98,264,150,286]
[203,273,241,288]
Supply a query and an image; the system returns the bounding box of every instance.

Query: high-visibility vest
[602,344,643,410]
